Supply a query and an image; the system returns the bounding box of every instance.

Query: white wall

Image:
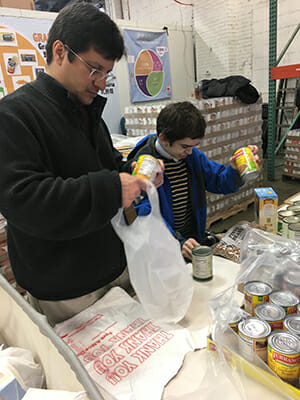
[116,20,194,113]
[120,0,300,102]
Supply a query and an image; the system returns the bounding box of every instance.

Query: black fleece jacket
[0,73,130,300]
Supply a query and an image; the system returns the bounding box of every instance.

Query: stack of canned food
[278,201,300,240]
[235,280,300,388]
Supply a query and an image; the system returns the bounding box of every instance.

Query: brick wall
[115,0,300,102]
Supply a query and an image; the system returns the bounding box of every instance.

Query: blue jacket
[128,135,243,243]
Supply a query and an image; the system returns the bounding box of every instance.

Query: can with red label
[269,290,299,315]
[254,302,286,331]
[267,330,300,387]
[233,147,259,183]
[283,314,300,337]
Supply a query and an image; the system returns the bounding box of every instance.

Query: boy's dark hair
[46,2,124,64]
[157,101,206,145]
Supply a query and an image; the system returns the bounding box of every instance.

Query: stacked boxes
[283,129,300,179]
[196,97,263,225]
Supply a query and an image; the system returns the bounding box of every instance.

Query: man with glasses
[128,101,259,261]
[0,3,150,325]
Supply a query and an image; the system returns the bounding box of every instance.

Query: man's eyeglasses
[64,44,116,84]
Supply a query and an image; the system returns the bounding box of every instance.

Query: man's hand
[182,238,200,261]
[119,173,147,208]
[229,144,260,170]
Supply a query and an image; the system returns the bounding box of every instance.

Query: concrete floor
[209,154,300,234]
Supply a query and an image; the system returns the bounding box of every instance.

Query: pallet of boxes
[194,97,263,227]
[283,128,300,180]
[207,189,300,399]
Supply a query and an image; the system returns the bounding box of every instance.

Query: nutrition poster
[0,18,49,98]
[0,15,122,134]
[124,29,172,103]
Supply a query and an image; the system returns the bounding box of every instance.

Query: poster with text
[0,15,122,134]
[124,29,172,103]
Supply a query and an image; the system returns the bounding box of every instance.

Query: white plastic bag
[111,182,193,323]
[0,347,44,390]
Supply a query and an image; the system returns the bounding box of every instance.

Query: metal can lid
[284,269,300,285]
[283,216,300,224]
[238,317,271,339]
[278,210,295,218]
[192,245,212,257]
[244,280,272,296]
[288,222,300,232]
[254,302,286,321]
[283,314,300,336]
[287,205,300,213]
[268,330,300,354]
[269,290,299,307]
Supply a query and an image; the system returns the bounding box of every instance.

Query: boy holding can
[128,101,259,261]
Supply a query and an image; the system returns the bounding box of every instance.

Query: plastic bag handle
[145,181,161,219]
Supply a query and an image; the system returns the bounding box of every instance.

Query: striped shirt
[164,159,194,237]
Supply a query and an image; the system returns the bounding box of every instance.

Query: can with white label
[192,246,213,281]
[132,154,161,183]
[278,210,296,236]
[282,215,300,238]
[288,222,300,242]
[238,317,271,363]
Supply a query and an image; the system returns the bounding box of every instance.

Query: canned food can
[283,314,300,337]
[287,205,300,214]
[254,302,286,330]
[277,210,295,236]
[283,269,300,299]
[297,303,300,314]
[282,215,300,238]
[238,317,271,363]
[192,245,213,281]
[132,155,161,183]
[267,330,300,387]
[244,281,272,315]
[233,147,259,183]
[269,290,299,315]
[288,222,300,242]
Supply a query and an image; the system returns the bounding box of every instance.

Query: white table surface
[161,255,296,400]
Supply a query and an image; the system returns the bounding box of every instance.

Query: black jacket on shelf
[202,75,259,104]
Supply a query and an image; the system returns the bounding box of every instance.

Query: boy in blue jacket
[128,101,259,261]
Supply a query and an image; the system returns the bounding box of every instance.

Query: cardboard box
[254,187,278,233]
[0,369,26,400]
[0,0,35,10]
[207,336,300,399]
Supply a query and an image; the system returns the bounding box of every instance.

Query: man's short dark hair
[46,2,124,64]
[157,101,206,145]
